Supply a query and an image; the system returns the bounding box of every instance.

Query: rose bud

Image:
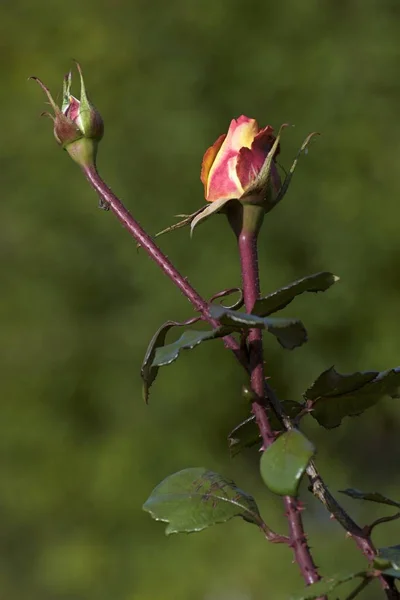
[201,115,281,206]
[156,117,317,237]
[30,62,103,167]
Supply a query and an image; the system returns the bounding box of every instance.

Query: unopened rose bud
[186,116,285,235]
[155,117,317,237]
[201,115,281,209]
[31,62,103,167]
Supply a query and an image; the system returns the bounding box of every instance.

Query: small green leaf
[304,367,400,428]
[209,287,244,311]
[141,322,227,402]
[228,401,303,456]
[153,328,227,366]
[339,488,400,509]
[228,416,260,456]
[375,546,400,579]
[252,272,339,317]
[143,468,264,535]
[260,430,315,496]
[290,571,368,600]
[141,320,180,403]
[209,305,307,350]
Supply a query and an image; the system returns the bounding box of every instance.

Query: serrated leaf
[141,322,226,402]
[339,489,400,509]
[260,430,315,496]
[304,367,400,428]
[252,272,339,317]
[375,546,400,579]
[143,468,264,535]
[290,571,368,600]
[153,328,227,366]
[228,401,303,456]
[209,305,307,350]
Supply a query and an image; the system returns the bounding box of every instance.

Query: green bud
[30,62,104,167]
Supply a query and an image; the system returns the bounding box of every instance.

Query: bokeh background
[2,0,400,598]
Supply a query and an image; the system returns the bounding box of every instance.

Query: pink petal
[206,116,259,202]
[200,133,226,197]
[236,125,277,191]
[206,153,244,202]
[64,96,80,122]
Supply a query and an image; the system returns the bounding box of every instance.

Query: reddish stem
[82,164,246,361]
[238,227,321,587]
[80,165,397,597]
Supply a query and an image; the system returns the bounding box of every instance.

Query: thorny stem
[83,164,247,360]
[345,577,372,600]
[237,223,321,588]
[81,165,399,598]
[261,344,399,598]
[307,463,400,598]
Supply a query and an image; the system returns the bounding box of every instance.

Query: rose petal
[206,152,243,202]
[200,133,226,196]
[205,116,259,202]
[236,125,276,191]
[227,116,259,152]
[236,147,260,191]
[64,95,80,122]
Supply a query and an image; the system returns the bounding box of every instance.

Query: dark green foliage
[375,546,400,579]
[304,367,400,428]
[252,271,338,316]
[141,321,227,401]
[339,489,400,509]
[228,401,303,455]
[209,305,307,349]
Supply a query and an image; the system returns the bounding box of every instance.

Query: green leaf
[290,571,368,600]
[209,305,307,350]
[228,416,261,456]
[252,272,339,317]
[141,322,227,402]
[228,401,303,456]
[260,430,315,496]
[143,468,264,535]
[153,328,227,366]
[303,367,400,428]
[339,488,400,509]
[375,546,400,579]
[141,320,179,402]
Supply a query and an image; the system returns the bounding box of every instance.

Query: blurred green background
[2,0,400,598]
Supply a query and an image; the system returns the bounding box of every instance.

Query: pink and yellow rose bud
[156,116,317,238]
[201,115,281,207]
[31,63,103,167]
